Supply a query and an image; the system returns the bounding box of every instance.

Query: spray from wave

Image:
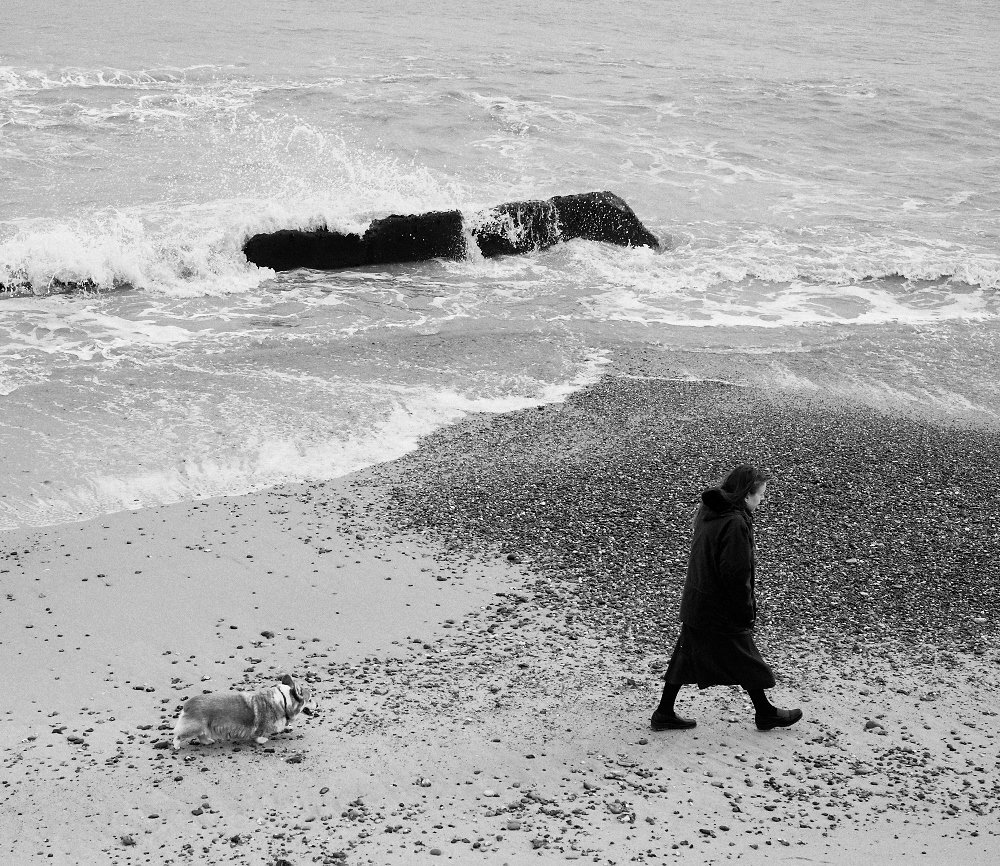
[0,108,474,297]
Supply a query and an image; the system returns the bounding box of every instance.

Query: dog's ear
[279,673,302,701]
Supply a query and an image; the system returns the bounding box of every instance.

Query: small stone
[506,820,522,831]
[261,630,275,639]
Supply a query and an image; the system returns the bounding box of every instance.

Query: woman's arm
[717,517,756,629]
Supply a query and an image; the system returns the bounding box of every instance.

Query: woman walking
[651,464,802,732]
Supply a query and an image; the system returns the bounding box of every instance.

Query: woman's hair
[719,464,770,506]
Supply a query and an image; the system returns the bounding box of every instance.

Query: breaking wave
[2,208,999,332]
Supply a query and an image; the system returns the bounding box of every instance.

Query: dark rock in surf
[549,191,660,249]
[0,192,658,296]
[472,199,561,258]
[241,211,466,272]
[241,190,658,272]
[363,210,466,264]
[242,229,365,272]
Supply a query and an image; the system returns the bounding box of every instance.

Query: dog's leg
[197,734,216,745]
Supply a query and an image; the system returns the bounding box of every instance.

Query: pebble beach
[3,346,998,864]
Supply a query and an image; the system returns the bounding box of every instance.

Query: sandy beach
[3,348,999,865]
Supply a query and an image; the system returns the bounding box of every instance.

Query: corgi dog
[172,674,310,749]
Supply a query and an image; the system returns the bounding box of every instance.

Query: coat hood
[700,487,745,521]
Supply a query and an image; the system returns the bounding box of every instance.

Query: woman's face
[745,481,767,512]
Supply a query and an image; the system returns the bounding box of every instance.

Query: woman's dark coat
[678,487,757,634]
[664,486,774,689]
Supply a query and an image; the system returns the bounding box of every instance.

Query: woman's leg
[744,687,803,730]
[744,688,775,714]
[651,681,696,730]
[655,682,682,716]
[654,628,697,730]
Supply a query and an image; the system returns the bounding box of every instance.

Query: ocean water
[2,0,998,528]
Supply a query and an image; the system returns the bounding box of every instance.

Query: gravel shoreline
[371,374,1000,656]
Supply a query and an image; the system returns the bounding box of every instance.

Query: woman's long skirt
[663,623,775,689]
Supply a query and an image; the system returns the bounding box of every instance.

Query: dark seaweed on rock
[0,277,133,297]
[378,378,1000,654]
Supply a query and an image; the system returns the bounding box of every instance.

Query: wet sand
[2,351,999,864]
